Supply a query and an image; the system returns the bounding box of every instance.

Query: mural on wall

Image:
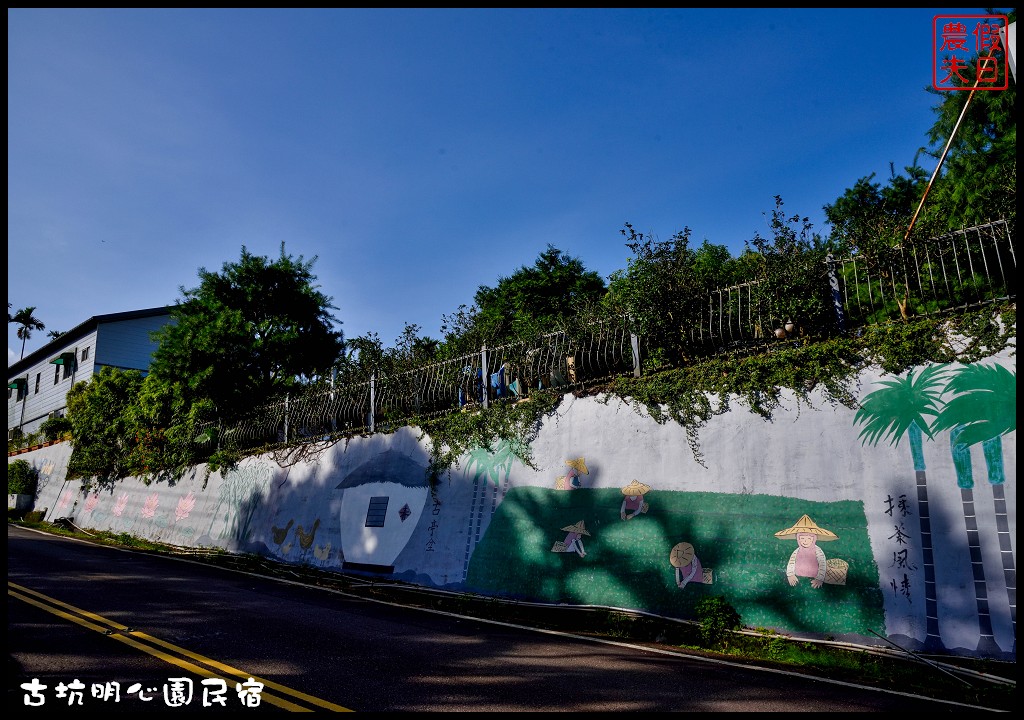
[296,518,320,552]
[854,365,946,651]
[112,493,129,517]
[200,461,275,550]
[269,515,324,560]
[669,542,711,589]
[551,520,589,558]
[460,439,522,580]
[313,539,332,565]
[930,363,1016,655]
[175,492,196,522]
[856,361,1016,655]
[12,352,1013,661]
[334,449,429,569]
[620,480,651,520]
[879,491,917,607]
[271,519,294,552]
[141,493,159,519]
[774,514,847,588]
[465,485,882,635]
[554,457,589,490]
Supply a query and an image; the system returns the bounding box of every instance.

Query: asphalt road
[7,525,996,712]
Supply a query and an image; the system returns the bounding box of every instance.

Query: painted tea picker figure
[774,514,847,588]
[619,479,651,520]
[554,457,589,490]
[551,520,590,558]
[670,542,707,589]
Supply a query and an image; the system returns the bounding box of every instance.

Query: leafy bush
[695,595,742,647]
[40,416,73,442]
[7,459,38,496]
[24,509,46,523]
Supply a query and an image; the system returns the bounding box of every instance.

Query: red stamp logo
[933,14,1009,91]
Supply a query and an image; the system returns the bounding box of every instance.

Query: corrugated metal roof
[7,306,174,377]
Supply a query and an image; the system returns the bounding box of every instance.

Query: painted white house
[7,306,174,438]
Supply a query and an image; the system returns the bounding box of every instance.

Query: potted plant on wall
[40,415,73,446]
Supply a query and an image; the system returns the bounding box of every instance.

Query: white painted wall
[10,350,1016,661]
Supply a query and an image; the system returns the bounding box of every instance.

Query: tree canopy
[923,10,1016,230]
[605,223,749,367]
[66,367,145,484]
[146,243,344,423]
[443,245,607,353]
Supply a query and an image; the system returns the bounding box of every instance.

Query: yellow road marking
[9,581,352,712]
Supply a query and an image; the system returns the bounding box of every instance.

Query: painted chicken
[296,518,321,551]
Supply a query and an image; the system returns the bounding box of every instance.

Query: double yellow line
[8,582,352,712]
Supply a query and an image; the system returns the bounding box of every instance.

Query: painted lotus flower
[175,492,196,522]
[141,493,160,519]
[84,494,100,513]
[113,493,130,517]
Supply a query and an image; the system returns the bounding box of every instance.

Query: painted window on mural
[365,496,389,527]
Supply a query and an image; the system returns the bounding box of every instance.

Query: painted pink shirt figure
[621,494,644,519]
[676,555,703,589]
[551,519,590,557]
[559,531,586,557]
[787,532,827,588]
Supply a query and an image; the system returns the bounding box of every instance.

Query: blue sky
[7,8,1009,365]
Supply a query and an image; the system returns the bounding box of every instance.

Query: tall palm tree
[12,306,45,360]
[854,364,948,651]
[931,363,1015,655]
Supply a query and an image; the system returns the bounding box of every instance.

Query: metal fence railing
[16,221,1010,457]
[196,314,643,453]
[833,219,1015,328]
[676,218,1015,354]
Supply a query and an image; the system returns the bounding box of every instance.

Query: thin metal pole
[905,46,997,241]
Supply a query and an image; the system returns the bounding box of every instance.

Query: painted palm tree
[854,364,948,651]
[463,439,523,488]
[460,439,523,581]
[12,306,45,360]
[931,363,1015,655]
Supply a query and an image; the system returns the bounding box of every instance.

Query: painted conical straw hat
[565,457,589,474]
[560,520,590,536]
[774,514,838,541]
[670,542,695,567]
[621,479,651,496]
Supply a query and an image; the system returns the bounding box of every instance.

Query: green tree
[746,197,835,338]
[824,160,934,255]
[7,459,38,496]
[605,224,742,368]
[450,245,606,352]
[65,367,145,486]
[146,244,344,424]
[930,363,1016,654]
[853,364,948,652]
[823,162,939,323]
[923,10,1016,230]
[11,306,45,360]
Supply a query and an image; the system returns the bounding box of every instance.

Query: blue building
[7,306,173,439]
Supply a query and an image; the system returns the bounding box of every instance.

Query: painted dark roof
[8,306,174,376]
[335,449,431,489]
